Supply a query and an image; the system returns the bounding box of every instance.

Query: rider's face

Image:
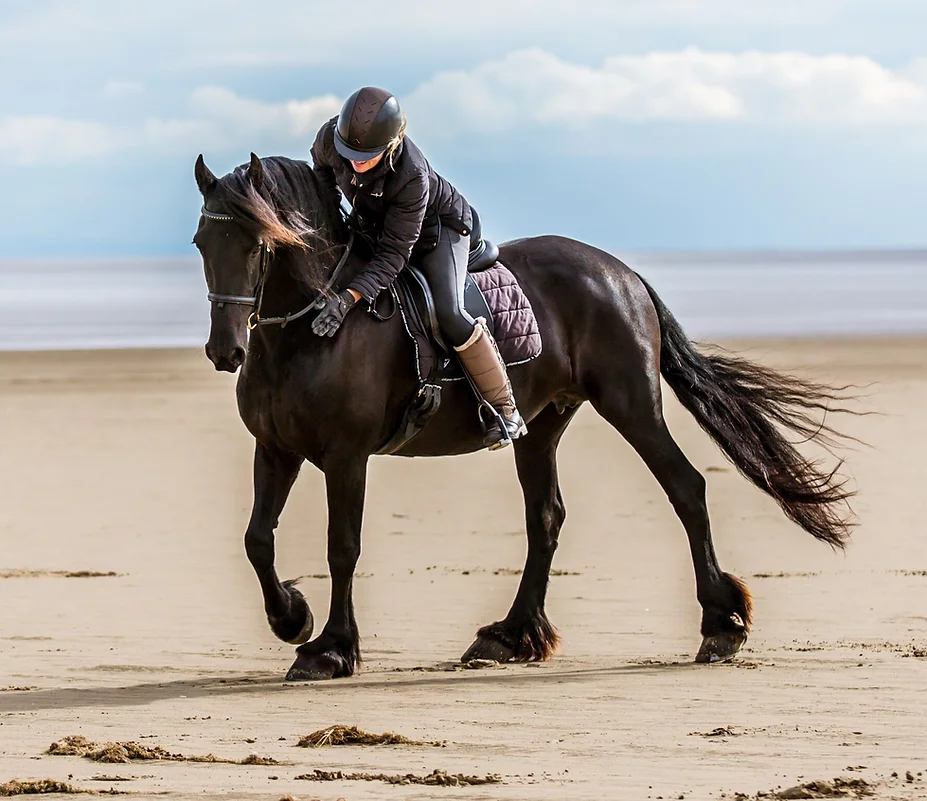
[350,152,385,173]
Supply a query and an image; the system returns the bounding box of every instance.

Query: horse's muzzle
[205,344,245,373]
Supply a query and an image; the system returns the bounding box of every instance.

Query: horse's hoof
[462,617,560,663]
[695,629,748,664]
[269,585,314,645]
[285,650,351,681]
[278,610,315,646]
[285,663,336,681]
[461,636,516,664]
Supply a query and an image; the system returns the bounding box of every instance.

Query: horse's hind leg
[589,373,752,663]
[245,443,314,646]
[462,403,578,663]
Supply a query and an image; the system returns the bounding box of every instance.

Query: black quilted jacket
[311,117,473,304]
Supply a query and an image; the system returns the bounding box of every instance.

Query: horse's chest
[237,379,275,440]
[236,366,318,456]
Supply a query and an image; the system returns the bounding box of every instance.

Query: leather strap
[201,202,354,330]
[251,230,355,329]
[207,293,258,306]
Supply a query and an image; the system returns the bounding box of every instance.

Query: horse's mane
[214,156,340,249]
[211,156,346,291]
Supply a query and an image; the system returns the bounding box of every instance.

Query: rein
[202,205,354,330]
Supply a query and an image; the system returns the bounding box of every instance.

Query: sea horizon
[2,248,926,352]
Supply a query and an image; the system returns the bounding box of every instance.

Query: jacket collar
[350,148,396,194]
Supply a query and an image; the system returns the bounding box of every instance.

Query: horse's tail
[635,273,856,548]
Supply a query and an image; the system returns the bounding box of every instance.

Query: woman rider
[309,86,527,449]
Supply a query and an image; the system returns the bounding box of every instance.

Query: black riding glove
[311,290,357,337]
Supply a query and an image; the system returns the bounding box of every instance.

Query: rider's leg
[418,227,527,449]
[418,227,476,347]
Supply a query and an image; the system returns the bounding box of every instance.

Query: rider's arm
[347,170,429,305]
[310,123,342,209]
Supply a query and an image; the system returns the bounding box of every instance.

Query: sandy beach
[1,338,926,800]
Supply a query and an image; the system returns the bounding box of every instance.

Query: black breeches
[417,227,476,348]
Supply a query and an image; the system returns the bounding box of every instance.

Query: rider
[309,86,527,449]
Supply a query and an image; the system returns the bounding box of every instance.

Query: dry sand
[1,339,925,800]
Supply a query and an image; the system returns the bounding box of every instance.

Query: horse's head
[193,153,320,372]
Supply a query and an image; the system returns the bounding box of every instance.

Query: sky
[1,0,926,256]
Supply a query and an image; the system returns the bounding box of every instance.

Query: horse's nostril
[231,347,245,365]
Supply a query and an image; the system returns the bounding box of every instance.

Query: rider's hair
[385,113,408,171]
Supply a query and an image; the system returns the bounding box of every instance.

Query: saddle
[375,239,542,455]
[396,239,499,366]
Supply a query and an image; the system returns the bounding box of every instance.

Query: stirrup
[480,401,527,451]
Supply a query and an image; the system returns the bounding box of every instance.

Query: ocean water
[1,251,926,351]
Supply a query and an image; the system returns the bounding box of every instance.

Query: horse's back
[498,234,660,352]
[500,234,638,282]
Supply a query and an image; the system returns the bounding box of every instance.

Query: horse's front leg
[286,452,367,681]
[245,442,315,645]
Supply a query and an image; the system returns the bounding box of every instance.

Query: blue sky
[1,0,925,256]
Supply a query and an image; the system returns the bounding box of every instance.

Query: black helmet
[334,87,403,162]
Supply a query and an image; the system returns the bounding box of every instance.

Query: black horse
[193,153,855,680]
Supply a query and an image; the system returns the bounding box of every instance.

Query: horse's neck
[259,249,316,317]
[260,224,348,312]
[256,177,351,316]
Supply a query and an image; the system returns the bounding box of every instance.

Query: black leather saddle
[467,238,500,274]
[374,238,501,455]
[394,239,499,355]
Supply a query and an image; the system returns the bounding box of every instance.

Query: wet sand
[1,339,925,800]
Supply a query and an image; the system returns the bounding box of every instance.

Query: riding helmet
[333,87,403,162]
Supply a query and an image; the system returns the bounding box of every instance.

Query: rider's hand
[311,290,357,337]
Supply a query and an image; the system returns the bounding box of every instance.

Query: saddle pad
[392,260,542,383]
[471,263,542,368]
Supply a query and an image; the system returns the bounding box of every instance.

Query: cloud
[3,49,926,167]
[141,88,342,157]
[155,48,927,160]
[0,115,124,164]
[0,1,853,70]
[188,87,341,139]
[103,80,144,98]
[406,49,927,133]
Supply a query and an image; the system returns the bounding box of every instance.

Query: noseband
[202,205,354,329]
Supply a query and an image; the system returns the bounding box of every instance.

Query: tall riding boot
[454,318,528,450]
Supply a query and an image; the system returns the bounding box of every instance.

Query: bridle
[202,207,269,317]
[202,205,354,330]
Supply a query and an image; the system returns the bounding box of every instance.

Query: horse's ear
[247,152,264,191]
[195,154,217,196]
